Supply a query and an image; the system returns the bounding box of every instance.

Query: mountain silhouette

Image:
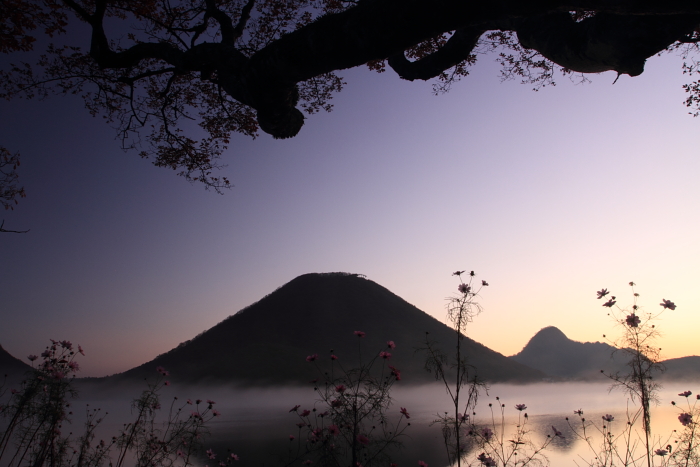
[509,326,700,381]
[509,326,626,380]
[0,343,32,382]
[660,356,700,381]
[108,273,545,385]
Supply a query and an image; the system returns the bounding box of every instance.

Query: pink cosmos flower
[379,351,391,359]
[68,361,80,371]
[328,425,340,436]
[482,280,489,286]
[187,399,193,405]
[357,434,369,445]
[78,345,85,355]
[679,413,693,426]
[296,422,306,428]
[625,313,641,328]
[515,404,527,411]
[603,299,616,307]
[331,399,342,407]
[602,414,614,422]
[354,331,366,338]
[400,407,410,419]
[597,289,609,299]
[306,354,318,362]
[191,411,202,419]
[552,426,564,438]
[387,341,396,349]
[480,427,493,441]
[60,340,73,350]
[206,449,216,459]
[230,454,239,461]
[679,391,692,397]
[418,462,429,467]
[289,405,300,412]
[477,454,496,467]
[41,350,51,358]
[335,385,346,393]
[453,271,465,276]
[660,299,676,310]
[164,381,170,386]
[207,399,216,405]
[655,449,669,456]
[300,410,311,417]
[389,365,401,381]
[212,409,220,417]
[27,355,38,362]
[177,450,185,458]
[330,355,338,360]
[458,284,470,294]
[289,435,295,440]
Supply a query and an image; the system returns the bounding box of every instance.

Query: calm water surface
[80,381,700,467]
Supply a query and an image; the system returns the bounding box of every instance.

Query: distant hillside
[509,326,626,380]
[661,356,700,381]
[510,326,700,381]
[109,273,545,385]
[0,344,32,381]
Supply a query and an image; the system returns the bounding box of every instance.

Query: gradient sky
[1,46,699,377]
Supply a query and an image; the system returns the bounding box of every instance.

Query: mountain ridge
[105,272,545,385]
[509,325,700,381]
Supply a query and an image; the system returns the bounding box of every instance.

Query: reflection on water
[74,381,700,467]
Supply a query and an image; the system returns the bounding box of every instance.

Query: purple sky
[1,49,699,377]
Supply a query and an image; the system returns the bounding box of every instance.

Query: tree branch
[388,27,484,81]
[515,11,700,76]
[56,0,700,140]
[232,0,256,41]
[0,220,29,234]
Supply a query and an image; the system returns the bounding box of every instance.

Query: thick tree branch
[241,0,700,136]
[387,27,484,81]
[204,0,236,44]
[515,12,700,76]
[232,0,256,41]
[58,0,700,140]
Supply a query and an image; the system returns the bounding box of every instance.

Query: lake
[74,380,700,467]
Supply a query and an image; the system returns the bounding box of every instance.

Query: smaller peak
[519,326,571,350]
[533,326,568,339]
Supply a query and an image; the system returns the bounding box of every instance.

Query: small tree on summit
[1,0,699,188]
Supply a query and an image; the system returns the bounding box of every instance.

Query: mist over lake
[70,380,700,467]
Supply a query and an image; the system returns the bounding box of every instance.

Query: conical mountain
[509,326,625,380]
[111,273,545,385]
